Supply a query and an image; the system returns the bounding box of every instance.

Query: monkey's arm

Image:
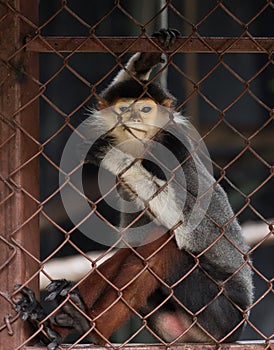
[100,147,184,234]
[111,29,180,84]
[111,52,163,84]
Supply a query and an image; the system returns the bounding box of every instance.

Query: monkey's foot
[45,279,91,337]
[14,285,62,350]
[45,279,85,310]
[45,279,74,301]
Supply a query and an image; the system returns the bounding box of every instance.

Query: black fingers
[14,283,66,350]
[51,313,75,327]
[45,279,74,302]
[14,285,45,321]
[46,279,86,313]
[14,285,61,349]
[45,327,62,350]
[153,28,181,50]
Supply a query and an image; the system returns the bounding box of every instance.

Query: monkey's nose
[129,112,142,122]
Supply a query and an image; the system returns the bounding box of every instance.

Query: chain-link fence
[0,0,273,349]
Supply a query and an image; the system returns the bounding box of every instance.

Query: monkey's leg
[89,229,182,344]
[48,237,161,342]
[78,247,132,306]
[14,249,132,349]
[46,232,175,345]
[43,248,132,343]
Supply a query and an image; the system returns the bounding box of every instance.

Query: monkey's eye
[140,106,152,113]
[119,106,129,113]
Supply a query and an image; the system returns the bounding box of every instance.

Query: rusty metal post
[0,0,39,347]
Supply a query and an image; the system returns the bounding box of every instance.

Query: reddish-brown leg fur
[88,230,183,344]
[49,247,132,340]
[50,228,183,345]
[79,247,132,307]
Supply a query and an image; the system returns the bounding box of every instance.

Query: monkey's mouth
[123,124,147,135]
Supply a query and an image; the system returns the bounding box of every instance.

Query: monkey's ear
[161,98,174,109]
[97,99,109,110]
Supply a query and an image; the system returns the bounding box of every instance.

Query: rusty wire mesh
[0,0,274,349]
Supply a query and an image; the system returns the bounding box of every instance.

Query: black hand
[134,28,181,76]
[153,28,181,50]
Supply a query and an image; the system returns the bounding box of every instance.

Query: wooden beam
[25,36,274,54]
[0,0,39,347]
[25,341,274,350]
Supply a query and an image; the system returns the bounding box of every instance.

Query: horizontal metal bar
[25,36,274,53]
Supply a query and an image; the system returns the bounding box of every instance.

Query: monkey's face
[114,98,159,140]
[98,97,171,156]
[106,98,169,141]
